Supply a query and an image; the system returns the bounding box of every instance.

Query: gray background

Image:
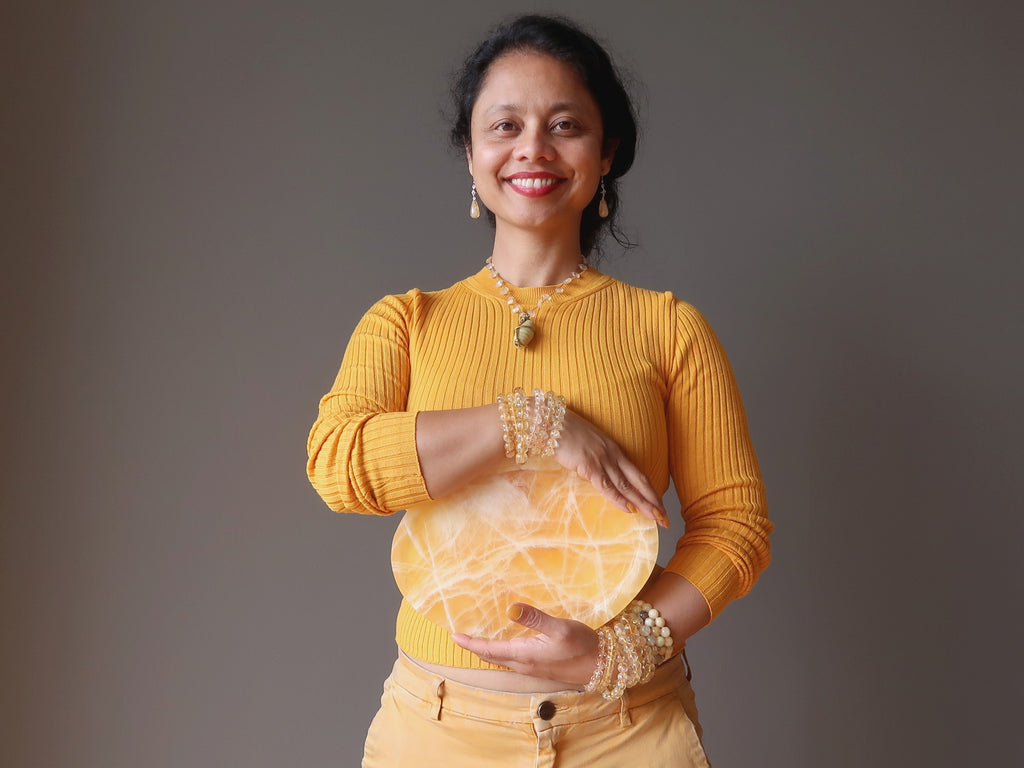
[3,1,1022,766]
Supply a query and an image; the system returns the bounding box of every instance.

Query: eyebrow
[483,102,587,115]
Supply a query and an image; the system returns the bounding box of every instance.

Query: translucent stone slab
[392,459,658,641]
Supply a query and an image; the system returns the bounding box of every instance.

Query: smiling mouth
[505,175,565,197]
[508,177,561,189]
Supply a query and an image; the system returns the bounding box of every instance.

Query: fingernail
[626,502,639,514]
[506,603,524,621]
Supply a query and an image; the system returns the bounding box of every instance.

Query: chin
[498,202,584,229]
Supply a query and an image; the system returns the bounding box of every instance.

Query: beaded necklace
[485,256,589,349]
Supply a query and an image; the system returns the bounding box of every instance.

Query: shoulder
[362,277,465,315]
[665,297,733,376]
[670,296,716,337]
[356,290,417,330]
[599,274,690,309]
[356,279,471,332]
[599,274,713,332]
[602,275,728,369]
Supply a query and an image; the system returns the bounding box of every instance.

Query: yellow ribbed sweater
[307,266,771,669]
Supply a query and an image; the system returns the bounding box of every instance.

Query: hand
[555,410,670,527]
[451,603,601,686]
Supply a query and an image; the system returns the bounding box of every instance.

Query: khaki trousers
[362,653,711,767]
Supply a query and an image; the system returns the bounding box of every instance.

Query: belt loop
[618,690,632,727]
[427,676,444,720]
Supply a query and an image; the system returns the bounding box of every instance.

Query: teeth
[509,177,558,189]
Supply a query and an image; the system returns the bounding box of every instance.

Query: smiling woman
[306,14,771,768]
[466,51,614,257]
[449,14,637,260]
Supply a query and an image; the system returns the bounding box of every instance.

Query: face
[467,51,616,239]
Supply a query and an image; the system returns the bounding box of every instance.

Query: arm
[306,295,429,515]
[415,405,505,499]
[451,574,708,686]
[618,303,771,657]
[453,300,771,680]
[415,405,668,522]
[308,294,667,523]
[660,301,772,622]
[305,291,525,510]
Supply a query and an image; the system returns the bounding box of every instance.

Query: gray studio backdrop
[4,1,1022,766]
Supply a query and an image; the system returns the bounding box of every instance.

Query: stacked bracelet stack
[632,599,674,658]
[584,599,674,700]
[496,388,567,464]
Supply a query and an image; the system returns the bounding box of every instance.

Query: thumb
[506,602,553,632]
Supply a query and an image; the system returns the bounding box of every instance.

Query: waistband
[390,652,691,728]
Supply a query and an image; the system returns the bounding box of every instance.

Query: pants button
[536,700,557,720]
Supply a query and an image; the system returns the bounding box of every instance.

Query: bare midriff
[401,652,579,694]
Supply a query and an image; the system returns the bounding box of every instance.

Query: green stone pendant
[513,313,535,349]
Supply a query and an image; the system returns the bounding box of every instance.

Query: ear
[600,137,620,176]
[465,144,473,175]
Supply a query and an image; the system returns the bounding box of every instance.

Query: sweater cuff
[356,411,431,512]
[664,542,743,620]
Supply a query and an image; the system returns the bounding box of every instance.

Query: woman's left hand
[451,603,599,686]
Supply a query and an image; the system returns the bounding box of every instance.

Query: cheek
[471,146,507,181]
[569,140,607,173]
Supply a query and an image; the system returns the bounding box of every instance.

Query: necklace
[485,256,589,349]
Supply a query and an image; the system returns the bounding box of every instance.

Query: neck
[488,225,586,287]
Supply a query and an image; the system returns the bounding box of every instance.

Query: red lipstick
[505,172,565,197]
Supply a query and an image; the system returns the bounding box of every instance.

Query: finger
[450,633,522,667]
[605,473,644,515]
[592,469,667,527]
[603,453,664,510]
[615,476,637,502]
[605,455,668,520]
[590,470,633,513]
[507,602,560,635]
[618,479,667,528]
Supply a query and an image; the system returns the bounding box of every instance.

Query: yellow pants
[362,654,711,767]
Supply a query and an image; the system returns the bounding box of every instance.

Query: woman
[307,14,771,767]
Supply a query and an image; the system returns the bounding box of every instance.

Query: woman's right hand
[554,410,670,527]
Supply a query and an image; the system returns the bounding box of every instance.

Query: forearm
[640,570,712,654]
[307,409,429,515]
[415,404,508,499]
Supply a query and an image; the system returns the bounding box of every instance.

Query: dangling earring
[470,181,481,219]
[598,177,609,218]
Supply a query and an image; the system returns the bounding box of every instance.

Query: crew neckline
[463,264,613,310]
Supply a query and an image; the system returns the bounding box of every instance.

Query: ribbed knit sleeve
[663,300,772,618]
[306,293,431,515]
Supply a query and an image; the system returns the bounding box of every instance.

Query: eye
[493,120,518,132]
[552,119,580,134]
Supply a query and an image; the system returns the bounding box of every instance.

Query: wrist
[496,388,566,463]
[583,599,675,700]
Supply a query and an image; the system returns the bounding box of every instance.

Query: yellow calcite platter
[391,459,658,640]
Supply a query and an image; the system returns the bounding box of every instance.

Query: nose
[515,123,554,162]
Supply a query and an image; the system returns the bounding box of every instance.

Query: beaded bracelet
[496,394,516,460]
[632,599,675,658]
[496,388,567,464]
[539,390,566,457]
[583,599,674,700]
[583,625,615,694]
[511,387,531,463]
[528,388,550,455]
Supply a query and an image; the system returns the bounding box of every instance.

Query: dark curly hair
[450,14,638,258]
